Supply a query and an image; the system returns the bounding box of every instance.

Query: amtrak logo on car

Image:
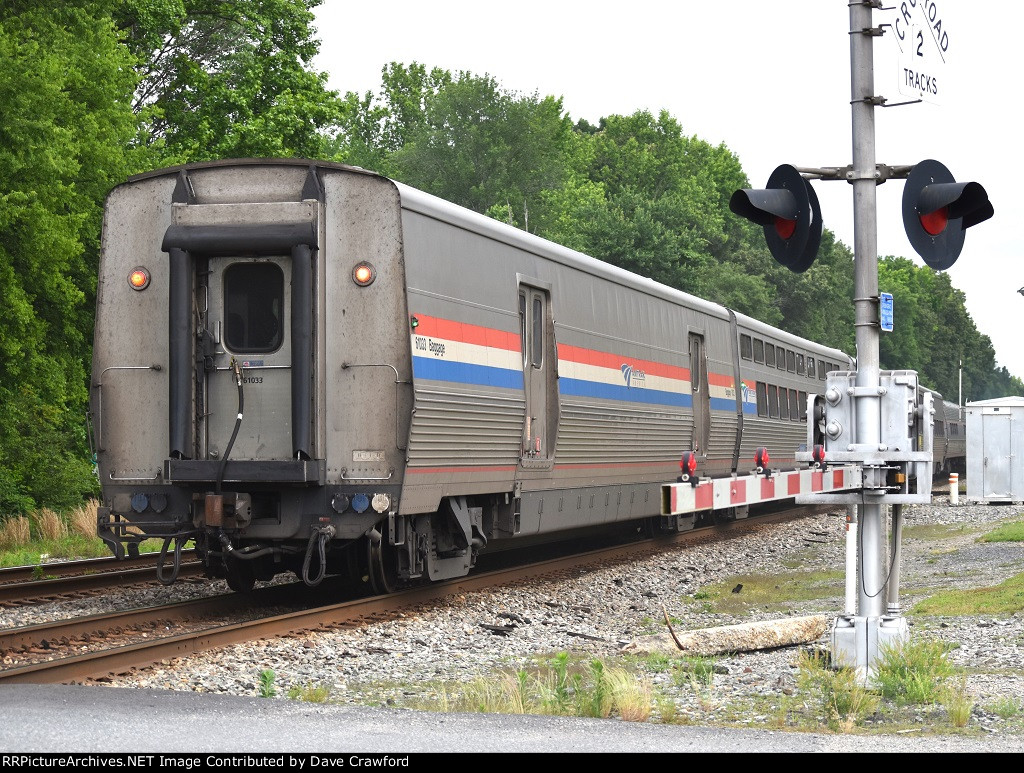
[621,364,646,388]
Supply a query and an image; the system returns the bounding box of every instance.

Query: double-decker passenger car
[92,159,881,593]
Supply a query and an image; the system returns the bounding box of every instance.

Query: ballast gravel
[4,495,1023,739]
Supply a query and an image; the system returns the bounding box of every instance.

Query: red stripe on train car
[412,315,521,351]
[557,343,689,381]
[812,470,824,491]
[761,477,775,500]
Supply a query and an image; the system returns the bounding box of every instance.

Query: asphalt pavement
[1,684,1022,755]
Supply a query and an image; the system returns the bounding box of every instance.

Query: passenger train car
[933,399,966,476]
[89,159,959,593]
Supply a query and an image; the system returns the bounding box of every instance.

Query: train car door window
[532,297,543,367]
[688,333,711,458]
[223,263,284,352]
[519,284,555,465]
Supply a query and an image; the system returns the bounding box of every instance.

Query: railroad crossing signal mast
[729,1,993,678]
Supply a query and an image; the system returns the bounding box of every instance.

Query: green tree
[560,110,746,299]
[333,62,452,176]
[113,0,344,162]
[391,69,574,232]
[876,256,1014,401]
[0,2,142,513]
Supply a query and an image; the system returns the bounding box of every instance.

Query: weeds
[941,676,974,728]
[413,652,654,722]
[287,683,330,702]
[0,516,30,550]
[796,650,878,732]
[258,669,277,698]
[872,638,956,705]
[988,697,1022,719]
[0,500,118,567]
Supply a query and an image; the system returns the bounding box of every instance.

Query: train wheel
[224,560,256,593]
[364,532,398,595]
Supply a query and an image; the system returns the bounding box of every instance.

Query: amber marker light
[128,267,151,290]
[352,261,376,286]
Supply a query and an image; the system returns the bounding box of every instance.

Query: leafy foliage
[0,3,142,513]
[112,0,344,162]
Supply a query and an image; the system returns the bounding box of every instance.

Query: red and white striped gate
[661,466,863,516]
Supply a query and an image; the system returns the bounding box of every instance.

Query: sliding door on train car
[689,332,711,460]
[519,284,557,467]
[203,257,294,461]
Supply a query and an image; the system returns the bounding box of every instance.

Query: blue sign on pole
[880,292,894,332]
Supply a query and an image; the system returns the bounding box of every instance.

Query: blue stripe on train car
[412,357,525,390]
[558,378,692,408]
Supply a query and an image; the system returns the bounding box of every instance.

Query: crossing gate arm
[661,466,864,516]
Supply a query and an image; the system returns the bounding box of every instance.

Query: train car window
[798,391,807,421]
[807,357,816,379]
[765,344,776,367]
[532,297,543,367]
[756,382,768,417]
[768,385,780,418]
[779,388,790,420]
[796,354,805,375]
[789,389,800,421]
[223,262,284,353]
[951,423,960,436]
[753,339,764,364]
[786,350,796,372]
[934,418,946,437]
[519,294,528,368]
[818,359,826,380]
[740,335,752,360]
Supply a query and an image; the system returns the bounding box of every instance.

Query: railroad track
[0,507,814,686]
[0,551,203,607]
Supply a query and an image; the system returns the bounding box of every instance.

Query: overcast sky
[312,1,1018,395]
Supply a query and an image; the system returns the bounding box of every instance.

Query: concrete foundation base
[831,614,909,681]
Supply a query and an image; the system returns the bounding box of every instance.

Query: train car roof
[122,158,852,361]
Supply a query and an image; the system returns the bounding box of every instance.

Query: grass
[0,500,115,567]
[911,573,1024,615]
[402,652,654,721]
[682,569,845,615]
[909,519,1024,617]
[978,520,1024,543]
[0,499,167,567]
